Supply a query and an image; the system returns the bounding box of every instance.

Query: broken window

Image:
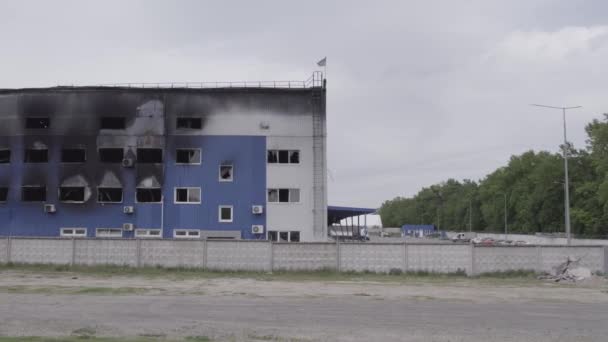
[176,149,201,164]
[137,148,163,163]
[175,187,201,204]
[267,150,300,164]
[0,149,10,163]
[61,148,86,163]
[99,148,124,163]
[100,117,126,130]
[219,164,233,182]
[59,187,85,202]
[268,231,278,241]
[61,228,87,237]
[279,232,289,242]
[219,205,233,222]
[25,117,50,129]
[97,187,123,203]
[22,186,46,202]
[136,188,162,203]
[176,117,202,129]
[96,228,123,238]
[0,187,7,202]
[267,188,300,203]
[290,231,300,242]
[24,149,48,163]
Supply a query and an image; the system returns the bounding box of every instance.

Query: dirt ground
[1,270,607,341]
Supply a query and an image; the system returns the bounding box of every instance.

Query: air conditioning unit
[252,205,264,215]
[251,225,264,234]
[122,223,134,231]
[122,158,134,168]
[44,204,56,213]
[123,206,134,214]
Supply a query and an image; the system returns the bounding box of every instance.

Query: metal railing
[91,71,324,89]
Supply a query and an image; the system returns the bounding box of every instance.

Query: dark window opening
[176,117,202,129]
[136,188,162,203]
[98,187,123,203]
[99,148,124,163]
[219,165,233,181]
[175,188,188,202]
[289,151,300,164]
[137,148,163,163]
[290,231,300,242]
[22,186,46,202]
[267,150,278,163]
[0,150,10,163]
[268,231,278,241]
[176,149,200,164]
[278,150,289,163]
[278,189,289,202]
[279,232,289,242]
[0,187,7,202]
[24,149,48,163]
[220,206,232,221]
[59,187,85,202]
[100,117,126,129]
[61,148,86,163]
[25,117,50,129]
[267,189,278,202]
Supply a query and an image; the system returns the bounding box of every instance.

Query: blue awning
[328,205,377,225]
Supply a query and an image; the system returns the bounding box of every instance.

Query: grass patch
[474,270,537,279]
[0,337,201,342]
[0,285,152,295]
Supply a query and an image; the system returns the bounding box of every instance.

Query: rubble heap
[538,257,592,282]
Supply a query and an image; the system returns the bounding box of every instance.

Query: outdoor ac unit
[251,225,264,234]
[122,158,134,168]
[44,204,56,213]
[252,205,264,215]
[122,223,134,231]
[123,206,134,214]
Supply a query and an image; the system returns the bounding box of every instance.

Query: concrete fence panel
[206,240,270,271]
[540,246,604,273]
[340,243,402,273]
[273,242,337,271]
[140,239,204,268]
[74,239,138,266]
[406,244,471,274]
[473,246,538,274]
[9,238,73,265]
[0,238,8,263]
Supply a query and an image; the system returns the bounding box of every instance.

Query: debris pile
[538,257,592,282]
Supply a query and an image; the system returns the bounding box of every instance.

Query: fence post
[403,242,408,272]
[536,245,542,273]
[604,246,608,275]
[6,237,11,264]
[469,243,475,276]
[336,239,341,272]
[71,238,76,266]
[136,238,142,268]
[202,238,208,270]
[269,241,274,273]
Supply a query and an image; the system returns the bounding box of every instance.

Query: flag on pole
[317,57,326,67]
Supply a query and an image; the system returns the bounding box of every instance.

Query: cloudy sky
[1,0,607,209]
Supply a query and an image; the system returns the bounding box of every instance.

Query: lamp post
[497,193,507,240]
[531,104,581,245]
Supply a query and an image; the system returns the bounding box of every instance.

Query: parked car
[451,233,474,243]
[473,237,496,246]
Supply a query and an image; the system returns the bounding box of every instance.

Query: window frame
[100,117,127,130]
[175,148,202,165]
[218,205,234,223]
[173,229,201,239]
[176,117,203,130]
[25,117,50,129]
[58,186,86,203]
[219,164,234,182]
[135,228,162,238]
[24,148,49,163]
[135,187,163,203]
[267,188,301,203]
[95,228,123,238]
[0,187,8,203]
[0,149,10,164]
[97,187,123,204]
[60,148,87,163]
[267,230,300,242]
[60,227,87,238]
[174,187,201,204]
[267,149,300,164]
[21,185,47,202]
[98,148,124,163]
[136,148,163,164]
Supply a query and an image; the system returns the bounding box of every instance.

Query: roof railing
[92,71,324,89]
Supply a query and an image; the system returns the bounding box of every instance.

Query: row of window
[22,117,204,130]
[0,148,301,166]
[60,228,300,241]
[0,186,299,204]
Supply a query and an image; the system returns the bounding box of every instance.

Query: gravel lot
[0,270,607,341]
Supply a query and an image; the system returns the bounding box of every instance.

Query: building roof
[328,205,377,225]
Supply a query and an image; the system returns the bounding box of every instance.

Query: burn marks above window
[25,117,50,129]
[99,148,124,163]
[24,149,48,163]
[176,117,202,130]
[0,149,10,163]
[136,188,162,203]
[100,117,126,130]
[137,148,163,164]
[268,150,300,164]
[22,186,46,202]
[59,187,85,203]
[176,149,201,164]
[61,148,86,163]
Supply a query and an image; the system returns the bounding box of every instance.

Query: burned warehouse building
[0,75,328,241]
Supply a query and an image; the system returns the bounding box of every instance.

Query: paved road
[1,293,607,341]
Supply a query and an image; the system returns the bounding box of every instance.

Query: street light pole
[503,193,507,240]
[531,104,582,245]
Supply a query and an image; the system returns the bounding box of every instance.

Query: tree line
[378,114,608,238]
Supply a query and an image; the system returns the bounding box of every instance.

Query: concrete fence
[1,237,606,276]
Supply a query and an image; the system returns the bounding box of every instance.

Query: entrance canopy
[328,205,377,225]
